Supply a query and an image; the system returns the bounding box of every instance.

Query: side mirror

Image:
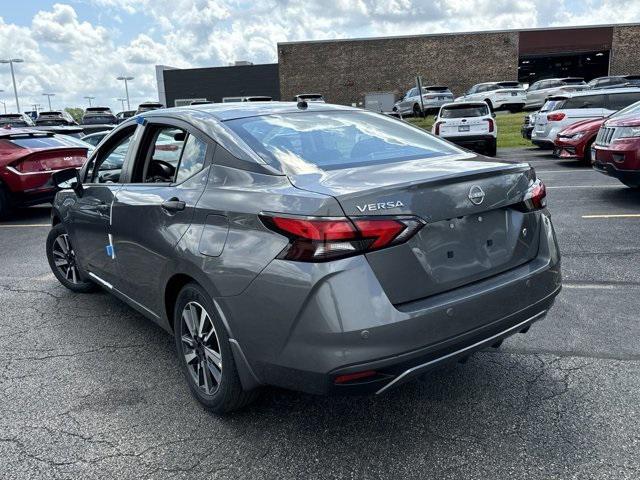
[492,113,497,118]
[52,168,83,196]
[433,115,438,121]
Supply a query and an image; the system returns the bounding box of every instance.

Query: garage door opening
[518,51,610,86]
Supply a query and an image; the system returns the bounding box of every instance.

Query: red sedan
[593,114,640,188]
[553,117,605,165]
[0,128,89,218]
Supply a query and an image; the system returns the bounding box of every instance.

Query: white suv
[531,88,640,147]
[524,77,588,110]
[455,81,525,112]
[432,101,497,156]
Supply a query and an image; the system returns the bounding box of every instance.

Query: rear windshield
[9,135,91,148]
[562,78,586,85]
[424,86,450,92]
[441,104,489,118]
[225,111,461,171]
[497,82,520,88]
[541,99,565,112]
[82,115,115,124]
[0,120,28,127]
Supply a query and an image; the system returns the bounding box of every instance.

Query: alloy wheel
[52,234,81,284]
[181,301,222,395]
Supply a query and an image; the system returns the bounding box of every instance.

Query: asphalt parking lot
[1,148,639,479]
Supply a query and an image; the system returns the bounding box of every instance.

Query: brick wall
[610,25,640,75]
[278,32,519,105]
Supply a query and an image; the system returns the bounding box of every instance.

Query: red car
[554,117,605,165]
[593,113,640,188]
[0,128,89,218]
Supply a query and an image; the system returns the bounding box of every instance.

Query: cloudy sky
[1,0,639,113]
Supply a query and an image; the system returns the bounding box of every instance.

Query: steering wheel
[146,159,176,183]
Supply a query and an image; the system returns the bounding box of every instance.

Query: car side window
[607,92,640,111]
[84,127,136,184]
[407,88,417,98]
[175,135,208,183]
[129,124,207,184]
[563,95,605,109]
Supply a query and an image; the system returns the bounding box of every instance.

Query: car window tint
[607,92,640,111]
[85,128,136,183]
[143,127,186,183]
[610,100,640,118]
[562,95,605,109]
[441,105,489,118]
[226,111,461,172]
[175,135,207,183]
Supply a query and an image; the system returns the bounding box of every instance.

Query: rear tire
[486,138,497,157]
[0,184,12,220]
[46,224,98,293]
[174,282,259,414]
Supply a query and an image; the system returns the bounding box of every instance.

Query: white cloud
[0,1,639,113]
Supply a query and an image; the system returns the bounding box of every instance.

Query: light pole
[0,58,24,113]
[0,90,4,114]
[117,98,127,111]
[116,76,134,110]
[43,93,55,110]
[84,96,95,107]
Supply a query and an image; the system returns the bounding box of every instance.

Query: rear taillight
[13,158,46,173]
[261,215,424,262]
[484,118,495,132]
[516,179,547,212]
[434,121,444,135]
[547,112,566,122]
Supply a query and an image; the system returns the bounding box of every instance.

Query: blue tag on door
[106,245,114,257]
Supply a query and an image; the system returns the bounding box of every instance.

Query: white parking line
[582,214,640,219]
[0,224,50,228]
[564,283,619,290]
[546,185,621,190]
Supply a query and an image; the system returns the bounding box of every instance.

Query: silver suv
[393,86,454,116]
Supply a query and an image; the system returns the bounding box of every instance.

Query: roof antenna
[297,100,308,110]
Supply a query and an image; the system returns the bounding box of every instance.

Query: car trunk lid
[440,117,490,136]
[288,155,541,304]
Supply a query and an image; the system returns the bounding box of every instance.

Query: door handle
[161,198,186,213]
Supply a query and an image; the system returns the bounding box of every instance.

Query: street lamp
[84,96,95,107]
[116,76,134,110]
[0,58,24,113]
[117,98,127,111]
[43,93,56,110]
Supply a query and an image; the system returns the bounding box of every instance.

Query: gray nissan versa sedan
[46,102,561,413]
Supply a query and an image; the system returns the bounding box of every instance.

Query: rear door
[110,118,212,313]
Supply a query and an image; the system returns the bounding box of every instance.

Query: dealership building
[158,24,640,107]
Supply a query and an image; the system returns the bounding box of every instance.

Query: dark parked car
[46,102,561,413]
[0,128,88,218]
[35,110,77,126]
[82,107,117,125]
[587,75,640,90]
[136,102,164,115]
[115,111,136,123]
[0,113,35,127]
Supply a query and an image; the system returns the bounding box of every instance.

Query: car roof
[139,101,359,122]
[441,101,489,108]
[561,87,640,98]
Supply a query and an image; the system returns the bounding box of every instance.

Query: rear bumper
[442,135,496,149]
[531,138,555,149]
[493,100,525,111]
[0,168,57,205]
[224,211,561,395]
